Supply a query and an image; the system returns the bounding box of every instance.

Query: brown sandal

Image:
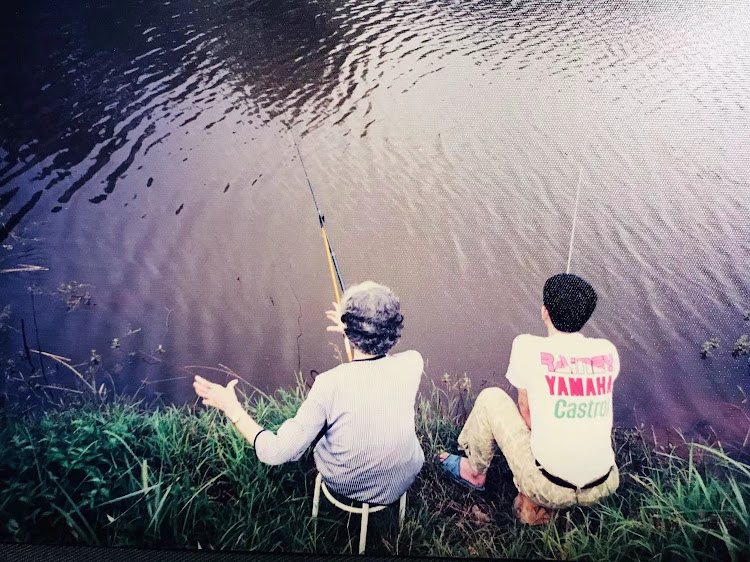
[513,493,552,526]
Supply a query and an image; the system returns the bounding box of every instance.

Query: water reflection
[0,0,749,442]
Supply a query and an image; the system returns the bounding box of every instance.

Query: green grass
[0,377,748,560]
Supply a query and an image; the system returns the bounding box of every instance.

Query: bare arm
[226,403,264,446]
[192,376,265,445]
[194,305,340,463]
[518,389,532,430]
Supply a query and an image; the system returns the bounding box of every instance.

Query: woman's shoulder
[317,350,424,382]
[390,350,424,371]
[314,362,349,382]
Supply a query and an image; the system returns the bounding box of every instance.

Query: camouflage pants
[457,387,619,509]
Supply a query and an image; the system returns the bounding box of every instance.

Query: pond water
[1,0,749,443]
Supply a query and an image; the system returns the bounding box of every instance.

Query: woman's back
[313,350,425,504]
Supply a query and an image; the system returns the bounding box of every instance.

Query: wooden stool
[311,473,407,554]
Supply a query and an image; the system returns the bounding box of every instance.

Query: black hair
[342,311,404,356]
[340,283,404,355]
[543,273,597,332]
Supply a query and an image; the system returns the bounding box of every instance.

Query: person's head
[541,273,597,333]
[340,281,404,355]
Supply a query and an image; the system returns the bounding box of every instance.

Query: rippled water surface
[1,0,749,441]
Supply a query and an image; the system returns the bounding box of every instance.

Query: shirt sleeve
[611,344,621,382]
[411,350,425,391]
[255,376,329,466]
[414,350,424,371]
[505,335,527,389]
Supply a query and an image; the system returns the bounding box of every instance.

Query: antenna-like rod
[566,168,583,274]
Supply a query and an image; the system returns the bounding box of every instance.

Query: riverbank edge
[0,377,748,560]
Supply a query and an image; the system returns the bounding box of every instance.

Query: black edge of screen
[0,543,515,562]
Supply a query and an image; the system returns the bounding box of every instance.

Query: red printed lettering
[576,357,593,375]
[545,375,556,395]
[541,352,555,372]
[555,355,569,372]
[569,377,584,396]
[603,353,614,372]
[585,378,596,396]
[591,355,605,373]
[596,376,606,395]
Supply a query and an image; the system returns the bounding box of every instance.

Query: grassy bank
[0,377,748,561]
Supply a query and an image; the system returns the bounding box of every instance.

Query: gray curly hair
[340,281,404,356]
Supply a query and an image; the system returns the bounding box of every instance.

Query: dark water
[1,0,749,443]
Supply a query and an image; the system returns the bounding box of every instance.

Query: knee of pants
[606,466,620,493]
[476,387,513,407]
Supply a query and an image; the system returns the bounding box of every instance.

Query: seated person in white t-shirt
[193,281,425,505]
[440,273,620,525]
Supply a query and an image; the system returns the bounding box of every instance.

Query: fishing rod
[566,168,583,274]
[289,127,352,362]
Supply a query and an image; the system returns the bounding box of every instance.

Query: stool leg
[359,503,369,554]
[312,473,322,519]
[398,493,407,530]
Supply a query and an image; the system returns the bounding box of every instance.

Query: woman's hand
[325,301,346,334]
[193,375,241,416]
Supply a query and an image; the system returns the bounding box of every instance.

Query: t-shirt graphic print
[505,332,620,488]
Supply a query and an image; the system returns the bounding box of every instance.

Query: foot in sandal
[513,493,552,525]
[438,451,487,491]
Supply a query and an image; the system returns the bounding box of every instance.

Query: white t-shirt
[505,332,620,487]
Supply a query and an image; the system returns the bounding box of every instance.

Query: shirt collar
[352,354,387,362]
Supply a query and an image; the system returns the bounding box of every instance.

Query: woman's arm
[193,374,329,465]
[194,306,338,463]
[192,376,265,444]
[252,383,328,465]
[226,403,265,446]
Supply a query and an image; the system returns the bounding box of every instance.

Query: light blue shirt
[255,350,425,504]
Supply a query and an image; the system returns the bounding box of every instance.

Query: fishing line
[565,168,583,274]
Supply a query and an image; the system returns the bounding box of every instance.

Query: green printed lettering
[566,402,577,418]
[554,399,566,418]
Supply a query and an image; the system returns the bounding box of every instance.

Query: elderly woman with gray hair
[193,281,425,505]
